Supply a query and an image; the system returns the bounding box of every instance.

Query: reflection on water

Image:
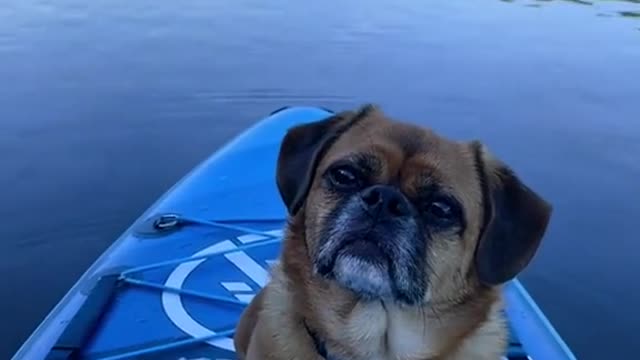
[620,9,640,16]
[0,0,639,359]
[501,0,640,21]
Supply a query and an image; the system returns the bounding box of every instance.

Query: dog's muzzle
[315,185,427,305]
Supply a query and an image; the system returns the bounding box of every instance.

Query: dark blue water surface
[1,0,639,358]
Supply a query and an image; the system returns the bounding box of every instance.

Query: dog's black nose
[360,185,411,217]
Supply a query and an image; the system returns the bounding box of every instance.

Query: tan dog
[234,105,552,360]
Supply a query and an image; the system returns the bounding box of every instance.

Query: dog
[234,105,552,360]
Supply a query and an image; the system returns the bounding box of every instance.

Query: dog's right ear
[276,106,373,215]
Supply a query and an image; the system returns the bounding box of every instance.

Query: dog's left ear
[472,142,552,286]
[276,106,374,215]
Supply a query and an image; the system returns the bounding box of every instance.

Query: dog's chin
[332,241,394,301]
[317,238,424,305]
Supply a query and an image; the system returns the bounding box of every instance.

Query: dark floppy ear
[276,106,373,215]
[473,142,553,286]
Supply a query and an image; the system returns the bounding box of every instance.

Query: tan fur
[235,105,550,360]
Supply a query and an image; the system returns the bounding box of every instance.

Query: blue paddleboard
[13,107,577,360]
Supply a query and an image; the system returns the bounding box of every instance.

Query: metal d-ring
[153,214,181,230]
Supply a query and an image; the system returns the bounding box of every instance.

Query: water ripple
[191,89,351,104]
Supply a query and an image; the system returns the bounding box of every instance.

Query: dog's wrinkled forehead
[316,112,482,205]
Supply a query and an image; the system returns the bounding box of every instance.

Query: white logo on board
[162,229,282,353]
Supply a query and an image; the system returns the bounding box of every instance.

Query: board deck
[14,107,576,360]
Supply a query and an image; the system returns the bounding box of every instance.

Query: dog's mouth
[317,231,390,274]
[337,239,390,263]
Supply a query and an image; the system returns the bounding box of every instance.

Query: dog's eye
[328,165,360,189]
[424,199,458,224]
[428,201,452,218]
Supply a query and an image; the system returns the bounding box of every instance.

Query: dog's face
[276,105,551,307]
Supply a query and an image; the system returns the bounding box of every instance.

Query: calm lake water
[1,0,639,358]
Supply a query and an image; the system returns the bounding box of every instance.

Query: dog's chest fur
[324,302,438,360]
[320,297,505,360]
